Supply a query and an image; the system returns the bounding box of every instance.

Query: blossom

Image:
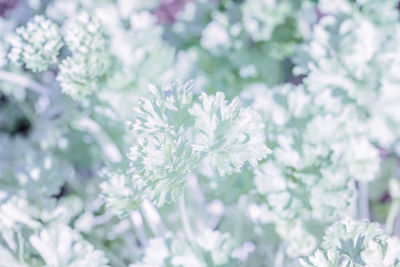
[8,15,63,72]
[57,12,110,99]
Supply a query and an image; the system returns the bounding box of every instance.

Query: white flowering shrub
[1,0,400,266]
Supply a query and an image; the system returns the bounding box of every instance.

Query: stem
[130,211,148,246]
[273,244,285,267]
[17,231,25,264]
[358,181,369,220]
[74,117,122,163]
[386,199,400,234]
[179,193,194,241]
[140,200,166,237]
[0,69,51,95]
[16,100,36,123]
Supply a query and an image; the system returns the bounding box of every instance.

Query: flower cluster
[8,15,62,72]
[57,12,110,99]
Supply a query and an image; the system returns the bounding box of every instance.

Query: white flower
[8,15,63,72]
[345,137,380,182]
[196,229,236,265]
[129,238,169,267]
[200,21,230,51]
[57,12,110,99]
[241,0,287,41]
[276,220,317,257]
[131,229,238,267]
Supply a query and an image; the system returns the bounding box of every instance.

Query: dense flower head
[8,15,63,72]
[63,12,107,55]
[57,12,110,99]
[57,54,100,99]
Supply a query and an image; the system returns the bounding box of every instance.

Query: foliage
[1,0,400,266]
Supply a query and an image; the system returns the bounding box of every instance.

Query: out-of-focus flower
[57,12,110,99]
[8,15,63,72]
[276,220,317,258]
[301,218,400,267]
[154,0,194,24]
[0,0,19,17]
[130,229,238,267]
[345,137,380,182]
[30,223,110,267]
[100,171,140,217]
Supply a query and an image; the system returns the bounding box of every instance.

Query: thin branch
[0,69,52,95]
[140,200,167,237]
[179,193,194,241]
[130,211,148,247]
[273,243,285,267]
[358,181,369,220]
[385,199,400,234]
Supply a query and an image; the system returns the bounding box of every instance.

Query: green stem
[179,193,194,241]
[130,211,148,246]
[385,199,400,234]
[140,200,166,237]
[17,231,25,265]
[273,243,285,267]
[73,117,122,163]
[0,70,51,95]
[358,181,369,220]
